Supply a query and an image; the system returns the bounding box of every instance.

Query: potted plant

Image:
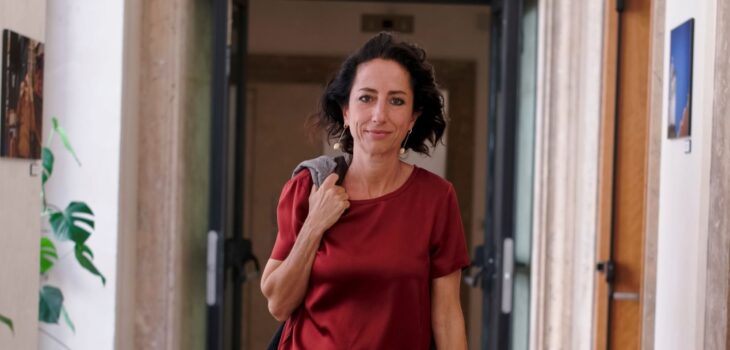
[38,117,105,345]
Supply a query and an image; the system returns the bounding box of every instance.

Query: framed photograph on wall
[1,29,44,159]
[667,18,694,139]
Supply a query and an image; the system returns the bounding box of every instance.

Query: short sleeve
[429,184,471,279]
[270,171,312,261]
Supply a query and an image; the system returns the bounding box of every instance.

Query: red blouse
[270,166,470,350]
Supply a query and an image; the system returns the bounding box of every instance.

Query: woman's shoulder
[412,166,455,196]
[290,169,312,185]
[280,170,313,196]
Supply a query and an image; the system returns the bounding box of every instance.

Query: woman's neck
[345,151,411,199]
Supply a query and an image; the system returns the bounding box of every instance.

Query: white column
[41,0,125,349]
[531,0,605,349]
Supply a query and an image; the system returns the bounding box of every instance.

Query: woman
[260,32,470,349]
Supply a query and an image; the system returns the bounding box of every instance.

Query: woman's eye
[390,98,405,106]
[358,95,373,103]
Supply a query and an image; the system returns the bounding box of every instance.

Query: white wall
[40,0,125,348]
[654,0,717,348]
[0,1,45,349]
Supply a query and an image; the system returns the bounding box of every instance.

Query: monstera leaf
[61,306,75,333]
[40,237,58,274]
[49,202,94,244]
[42,147,54,186]
[0,313,13,334]
[51,117,81,166]
[74,244,106,286]
[39,286,63,324]
[37,117,102,335]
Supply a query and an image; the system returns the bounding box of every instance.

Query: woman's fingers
[321,173,339,190]
[305,173,351,231]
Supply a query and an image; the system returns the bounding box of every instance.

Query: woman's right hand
[261,173,350,321]
[306,173,350,233]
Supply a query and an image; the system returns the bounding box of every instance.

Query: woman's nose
[371,100,387,123]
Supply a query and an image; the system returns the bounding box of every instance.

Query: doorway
[240,53,477,349]
[205,1,539,349]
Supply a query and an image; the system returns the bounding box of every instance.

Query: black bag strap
[266,323,285,350]
[332,155,349,186]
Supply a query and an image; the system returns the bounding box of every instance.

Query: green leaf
[42,147,54,185]
[61,306,75,333]
[74,244,106,286]
[0,313,13,334]
[40,237,59,274]
[39,285,63,324]
[49,201,94,244]
[51,117,81,166]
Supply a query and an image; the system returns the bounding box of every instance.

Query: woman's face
[343,58,418,158]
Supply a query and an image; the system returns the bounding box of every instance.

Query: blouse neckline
[347,165,421,205]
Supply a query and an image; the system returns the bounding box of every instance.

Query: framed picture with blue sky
[667,18,694,139]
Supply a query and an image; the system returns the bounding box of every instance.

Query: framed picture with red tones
[1,29,44,159]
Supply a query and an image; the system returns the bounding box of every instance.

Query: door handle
[206,230,219,306]
[463,265,484,288]
[612,292,640,301]
[501,238,514,314]
[225,237,261,283]
[463,245,488,288]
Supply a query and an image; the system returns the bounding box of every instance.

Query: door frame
[482,0,523,348]
[594,0,653,349]
[206,0,231,348]
[206,52,482,350]
[205,1,511,350]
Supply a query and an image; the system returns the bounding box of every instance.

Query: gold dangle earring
[399,129,412,155]
[333,124,348,151]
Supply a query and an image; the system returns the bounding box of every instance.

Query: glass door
[207,0,256,349]
[510,0,538,348]
[482,0,537,348]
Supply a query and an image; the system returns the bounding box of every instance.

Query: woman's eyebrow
[357,87,408,95]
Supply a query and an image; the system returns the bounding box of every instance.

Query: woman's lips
[365,130,391,140]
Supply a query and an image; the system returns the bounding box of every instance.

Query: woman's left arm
[431,269,468,350]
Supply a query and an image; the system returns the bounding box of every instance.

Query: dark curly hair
[312,32,446,155]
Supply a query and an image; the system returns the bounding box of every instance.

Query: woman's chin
[354,145,399,158]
